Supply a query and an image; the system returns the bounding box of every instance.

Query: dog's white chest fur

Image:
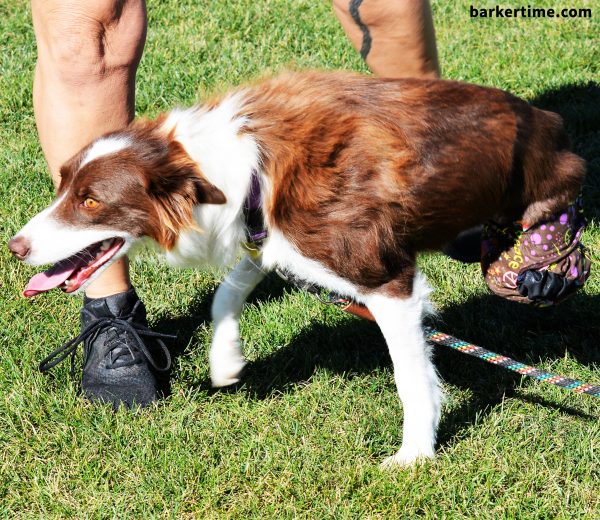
[260,228,362,302]
[163,94,261,268]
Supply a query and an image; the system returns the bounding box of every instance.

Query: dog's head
[8,126,226,296]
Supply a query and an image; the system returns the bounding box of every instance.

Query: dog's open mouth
[23,238,125,297]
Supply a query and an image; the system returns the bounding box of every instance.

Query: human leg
[30,0,167,408]
[31,0,147,298]
[333,0,440,79]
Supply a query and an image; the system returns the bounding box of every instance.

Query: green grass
[1,0,599,517]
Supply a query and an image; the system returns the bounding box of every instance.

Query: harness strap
[243,170,268,246]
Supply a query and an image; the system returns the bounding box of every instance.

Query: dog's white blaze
[79,136,131,169]
[164,92,261,268]
[365,274,442,466]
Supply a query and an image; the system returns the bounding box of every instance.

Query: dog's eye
[82,197,99,209]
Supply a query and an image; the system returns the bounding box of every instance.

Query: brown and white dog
[9,71,585,465]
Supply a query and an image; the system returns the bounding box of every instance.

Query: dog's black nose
[8,236,31,260]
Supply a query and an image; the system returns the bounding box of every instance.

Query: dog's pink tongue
[23,260,79,298]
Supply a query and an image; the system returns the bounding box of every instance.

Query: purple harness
[243,170,267,245]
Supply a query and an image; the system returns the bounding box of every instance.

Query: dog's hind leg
[365,273,441,466]
[210,254,266,387]
[521,150,587,226]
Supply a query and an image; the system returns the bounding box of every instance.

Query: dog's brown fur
[11,71,586,464]
[240,72,585,295]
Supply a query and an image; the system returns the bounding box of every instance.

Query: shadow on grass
[243,289,599,443]
[153,271,599,450]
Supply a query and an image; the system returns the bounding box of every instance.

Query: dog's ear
[163,139,227,206]
[191,176,227,205]
[147,139,226,205]
[144,138,228,249]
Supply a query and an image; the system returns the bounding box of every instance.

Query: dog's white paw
[380,446,434,468]
[209,341,246,387]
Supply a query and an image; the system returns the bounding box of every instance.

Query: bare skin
[31,0,147,297]
[332,0,439,79]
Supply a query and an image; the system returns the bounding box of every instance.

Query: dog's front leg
[365,274,442,467]
[210,254,266,387]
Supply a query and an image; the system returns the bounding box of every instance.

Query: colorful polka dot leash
[322,295,600,399]
[424,327,600,398]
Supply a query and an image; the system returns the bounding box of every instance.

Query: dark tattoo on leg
[349,0,372,60]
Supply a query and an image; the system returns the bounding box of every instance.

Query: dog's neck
[161,93,263,268]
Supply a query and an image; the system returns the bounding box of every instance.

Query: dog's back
[242,71,585,255]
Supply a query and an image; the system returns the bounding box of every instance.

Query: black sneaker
[39,288,174,409]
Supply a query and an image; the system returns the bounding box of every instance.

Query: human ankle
[84,258,131,298]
